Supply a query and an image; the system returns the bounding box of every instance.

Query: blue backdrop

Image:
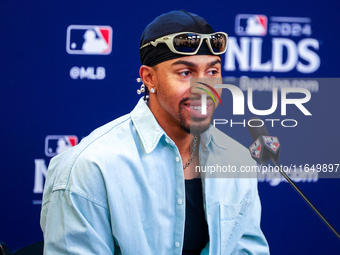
[1,0,340,254]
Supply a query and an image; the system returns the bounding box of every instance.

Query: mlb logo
[45,135,78,157]
[235,14,267,36]
[66,25,112,55]
[250,139,262,159]
[263,136,279,152]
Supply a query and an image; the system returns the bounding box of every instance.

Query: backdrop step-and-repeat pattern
[1,0,340,254]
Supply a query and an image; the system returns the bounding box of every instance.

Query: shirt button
[175,242,180,248]
[165,138,170,143]
[175,157,180,162]
[177,199,183,205]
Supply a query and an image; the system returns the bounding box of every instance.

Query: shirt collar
[200,127,212,148]
[130,98,165,154]
[131,98,229,153]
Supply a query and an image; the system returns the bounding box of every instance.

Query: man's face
[149,55,222,134]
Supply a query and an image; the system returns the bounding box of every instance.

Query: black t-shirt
[182,178,209,255]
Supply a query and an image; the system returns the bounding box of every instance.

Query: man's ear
[139,65,157,92]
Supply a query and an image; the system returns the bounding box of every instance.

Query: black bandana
[140,10,216,67]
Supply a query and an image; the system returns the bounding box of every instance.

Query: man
[41,10,269,254]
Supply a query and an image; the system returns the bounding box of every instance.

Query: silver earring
[136,78,145,94]
[150,88,155,93]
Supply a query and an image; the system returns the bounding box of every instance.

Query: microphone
[247,116,340,240]
[248,117,280,165]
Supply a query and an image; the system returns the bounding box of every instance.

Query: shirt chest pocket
[219,199,250,254]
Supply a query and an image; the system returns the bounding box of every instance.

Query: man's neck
[158,117,192,156]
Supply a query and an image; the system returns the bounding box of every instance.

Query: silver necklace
[183,135,198,169]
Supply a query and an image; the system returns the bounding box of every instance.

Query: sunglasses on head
[140,32,228,55]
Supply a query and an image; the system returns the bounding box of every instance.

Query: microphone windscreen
[248,116,269,141]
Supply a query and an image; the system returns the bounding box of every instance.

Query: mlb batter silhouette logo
[45,135,78,157]
[66,25,112,55]
[235,14,267,36]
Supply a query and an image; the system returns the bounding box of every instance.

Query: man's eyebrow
[171,60,198,68]
[208,59,221,67]
[171,59,221,68]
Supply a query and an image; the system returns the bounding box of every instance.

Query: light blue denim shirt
[41,98,269,255]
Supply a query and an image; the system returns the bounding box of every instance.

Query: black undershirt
[182,178,209,255]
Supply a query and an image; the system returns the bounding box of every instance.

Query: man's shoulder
[207,126,257,168]
[208,126,249,153]
[44,113,136,188]
[205,126,258,179]
[70,113,133,157]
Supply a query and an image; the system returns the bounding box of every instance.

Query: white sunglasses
[140,32,228,55]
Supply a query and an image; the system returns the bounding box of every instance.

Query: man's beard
[178,102,213,135]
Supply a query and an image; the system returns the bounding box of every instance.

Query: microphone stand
[269,155,340,240]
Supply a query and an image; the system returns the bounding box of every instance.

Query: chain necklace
[183,135,198,169]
